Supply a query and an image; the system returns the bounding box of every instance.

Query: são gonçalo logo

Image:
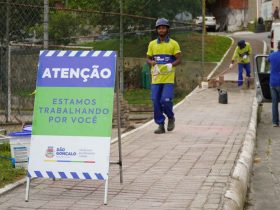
[45,146,55,158]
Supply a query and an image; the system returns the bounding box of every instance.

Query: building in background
[209,0,250,32]
[261,0,273,20]
[259,0,280,20]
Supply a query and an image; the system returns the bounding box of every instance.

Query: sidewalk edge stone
[222,97,258,210]
[0,177,27,196]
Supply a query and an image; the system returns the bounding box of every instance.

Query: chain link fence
[0,0,214,129]
[0,1,44,124]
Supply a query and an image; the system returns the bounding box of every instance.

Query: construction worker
[146,18,182,134]
[268,41,280,127]
[229,40,252,86]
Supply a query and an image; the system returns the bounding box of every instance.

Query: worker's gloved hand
[153,65,160,76]
[229,63,233,69]
[165,63,173,72]
[243,54,248,59]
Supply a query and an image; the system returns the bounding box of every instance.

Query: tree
[49,12,78,45]
[67,0,119,30]
[207,0,217,4]
[0,0,42,43]
[66,0,201,29]
[124,0,201,20]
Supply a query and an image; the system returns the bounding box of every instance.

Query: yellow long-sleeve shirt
[232,42,252,64]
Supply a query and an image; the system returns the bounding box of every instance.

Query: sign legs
[104,178,109,205]
[25,176,31,202]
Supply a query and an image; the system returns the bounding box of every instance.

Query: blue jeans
[238,63,251,86]
[270,86,280,125]
[151,84,174,125]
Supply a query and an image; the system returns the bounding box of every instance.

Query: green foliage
[124,89,151,105]
[2,0,203,44]
[207,0,217,4]
[247,21,256,32]
[28,23,44,41]
[28,11,79,45]
[124,88,187,105]
[66,0,202,34]
[66,0,201,19]
[124,0,201,20]
[0,143,10,153]
[84,32,232,62]
[67,0,119,30]
[0,0,42,42]
[173,33,232,62]
[203,35,232,62]
[0,143,26,188]
[0,4,5,42]
[49,12,78,45]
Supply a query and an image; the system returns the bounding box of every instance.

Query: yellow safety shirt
[147,37,181,84]
[232,42,252,64]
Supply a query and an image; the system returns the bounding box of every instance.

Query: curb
[233,31,254,35]
[222,98,258,210]
[222,34,267,210]
[0,177,27,196]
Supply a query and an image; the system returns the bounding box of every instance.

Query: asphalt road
[242,31,280,210]
[245,103,280,210]
[231,32,270,53]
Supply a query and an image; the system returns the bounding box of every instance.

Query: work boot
[154,124,165,134]
[167,118,175,131]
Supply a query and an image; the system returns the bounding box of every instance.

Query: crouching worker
[229,40,252,87]
[146,18,182,134]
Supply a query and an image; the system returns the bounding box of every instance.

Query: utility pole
[119,0,124,93]
[116,0,124,184]
[5,0,11,122]
[243,0,246,28]
[44,0,49,49]
[201,0,206,84]
[256,0,259,19]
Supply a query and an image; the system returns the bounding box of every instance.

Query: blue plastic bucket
[22,125,32,132]
[9,131,31,136]
[8,131,31,168]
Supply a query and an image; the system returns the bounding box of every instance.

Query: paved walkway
[0,36,263,210]
[246,103,280,210]
[0,88,255,210]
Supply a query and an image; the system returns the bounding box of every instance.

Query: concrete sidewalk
[0,87,255,210]
[0,37,263,210]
